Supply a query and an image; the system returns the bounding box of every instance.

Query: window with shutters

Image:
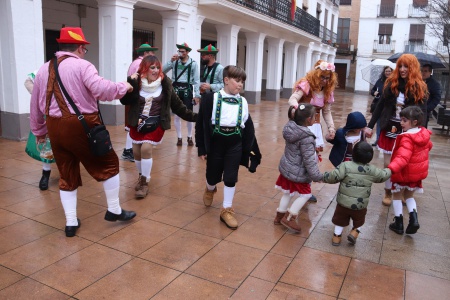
[412,0,428,8]
[337,18,350,48]
[378,24,393,44]
[340,0,351,5]
[409,24,425,42]
[379,0,396,17]
[316,3,321,19]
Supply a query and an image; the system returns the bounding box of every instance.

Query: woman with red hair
[121,56,197,199]
[365,54,427,206]
[288,60,338,203]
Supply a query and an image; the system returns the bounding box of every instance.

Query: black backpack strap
[175,59,193,83]
[209,63,219,84]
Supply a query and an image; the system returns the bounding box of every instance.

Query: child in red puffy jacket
[388,106,432,235]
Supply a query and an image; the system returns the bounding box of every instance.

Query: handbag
[137,115,160,133]
[53,59,112,156]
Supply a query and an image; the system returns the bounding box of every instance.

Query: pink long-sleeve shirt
[30,52,129,136]
[127,56,143,76]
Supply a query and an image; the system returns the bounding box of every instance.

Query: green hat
[136,43,158,53]
[197,44,219,54]
[176,42,192,52]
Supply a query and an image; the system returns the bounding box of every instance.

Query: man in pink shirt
[122,43,158,162]
[30,27,136,237]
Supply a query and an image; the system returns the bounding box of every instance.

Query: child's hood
[402,127,431,147]
[343,111,367,133]
[283,120,314,143]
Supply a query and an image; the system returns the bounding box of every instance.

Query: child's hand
[364,127,373,138]
[327,131,335,140]
[199,155,207,160]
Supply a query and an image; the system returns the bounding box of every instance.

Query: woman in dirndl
[288,60,338,201]
[121,56,197,199]
[365,54,427,206]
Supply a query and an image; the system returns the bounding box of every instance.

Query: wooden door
[335,63,347,89]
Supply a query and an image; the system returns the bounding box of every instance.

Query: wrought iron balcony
[404,41,427,52]
[320,25,337,45]
[436,42,449,54]
[408,4,429,17]
[377,4,397,17]
[373,40,396,53]
[336,38,352,54]
[231,0,320,37]
[332,0,340,7]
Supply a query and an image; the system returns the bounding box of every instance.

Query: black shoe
[405,209,420,234]
[371,141,378,147]
[176,138,182,146]
[121,148,135,162]
[187,137,194,146]
[308,195,317,202]
[39,170,51,190]
[104,209,136,222]
[65,218,81,237]
[389,215,404,234]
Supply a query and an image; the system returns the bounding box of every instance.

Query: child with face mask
[326,111,368,168]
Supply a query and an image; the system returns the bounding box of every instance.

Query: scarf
[141,76,162,93]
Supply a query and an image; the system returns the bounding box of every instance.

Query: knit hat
[197,44,219,54]
[343,112,367,132]
[176,42,192,52]
[136,43,158,53]
[56,27,90,44]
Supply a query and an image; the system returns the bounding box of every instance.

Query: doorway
[334,63,347,89]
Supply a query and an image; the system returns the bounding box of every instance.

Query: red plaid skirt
[129,126,165,144]
[275,174,311,195]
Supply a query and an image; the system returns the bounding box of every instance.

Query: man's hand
[125,82,133,93]
[171,54,179,62]
[193,97,201,105]
[200,83,211,91]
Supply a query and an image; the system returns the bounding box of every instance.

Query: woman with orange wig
[288,60,338,151]
[365,54,427,206]
[120,56,197,199]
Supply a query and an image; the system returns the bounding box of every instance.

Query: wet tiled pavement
[0,90,449,299]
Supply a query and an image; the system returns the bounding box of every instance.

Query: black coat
[368,78,427,130]
[425,76,442,113]
[120,75,197,129]
[195,91,261,172]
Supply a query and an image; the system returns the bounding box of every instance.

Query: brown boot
[382,188,392,206]
[203,187,217,206]
[280,212,301,233]
[135,176,149,199]
[134,174,141,191]
[176,138,182,146]
[332,233,342,246]
[347,229,360,245]
[274,211,286,225]
[220,207,238,229]
[187,137,194,146]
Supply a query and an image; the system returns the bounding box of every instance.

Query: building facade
[0,0,339,140]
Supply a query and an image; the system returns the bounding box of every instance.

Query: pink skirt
[275,174,311,196]
[130,126,165,144]
[377,130,396,154]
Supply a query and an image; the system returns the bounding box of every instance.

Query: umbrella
[361,59,396,85]
[387,52,446,69]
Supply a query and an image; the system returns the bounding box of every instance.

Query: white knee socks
[288,194,311,215]
[42,162,51,171]
[385,178,392,189]
[60,190,78,226]
[125,132,133,150]
[141,158,153,182]
[135,160,142,175]
[223,186,235,208]
[277,193,291,212]
[206,182,216,191]
[334,225,344,235]
[174,115,182,138]
[405,198,417,213]
[187,122,193,137]
[103,174,121,215]
[392,199,403,217]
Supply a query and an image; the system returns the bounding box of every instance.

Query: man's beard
[201,59,209,65]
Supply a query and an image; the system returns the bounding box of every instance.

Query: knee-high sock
[125,132,133,150]
[405,198,417,213]
[392,199,403,217]
[174,115,182,138]
[135,160,141,175]
[60,190,78,226]
[277,193,291,212]
[288,194,311,215]
[206,182,216,191]
[385,178,392,189]
[42,162,51,171]
[187,122,193,137]
[141,158,153,182]
[223,186,235,208]
[334,225,344,235]
[103,174,121,214]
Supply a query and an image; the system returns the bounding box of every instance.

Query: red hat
[56,27,90,44]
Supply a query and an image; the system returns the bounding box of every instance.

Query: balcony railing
[436,41,449,54]
[336,38,352,54]
[377,4,397,17]
[320,25,337,45]
[332,0,340,7]
[231,0,320,37]
[373,40,396,53]
[404,41,428,52]
[408,4,429,17]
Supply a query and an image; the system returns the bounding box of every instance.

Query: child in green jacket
[323,141,391,246]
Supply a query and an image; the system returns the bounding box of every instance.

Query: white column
[282,42,300,99]
[298,45,312,78]
[320,53,328,61]
[312,50,321,69]
[216,24,241,66]
[0,0,44,140]
[97,0,136,125]
[265,38,285,102]
[328,54,335,64]
[244,32,266,104]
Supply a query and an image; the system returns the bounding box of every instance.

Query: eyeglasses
[320,76,331,81]
[177,50,186,55]
[81,47,88,54]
